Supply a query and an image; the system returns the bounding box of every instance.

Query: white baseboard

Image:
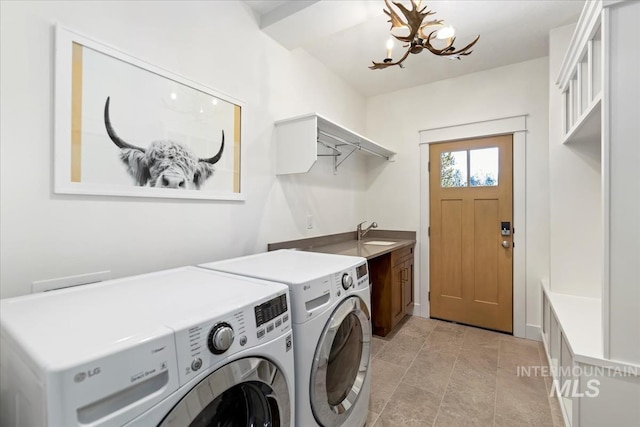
[410,303,424,317]
[526,324,542,341]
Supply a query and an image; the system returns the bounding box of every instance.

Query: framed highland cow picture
[54,25,245,201]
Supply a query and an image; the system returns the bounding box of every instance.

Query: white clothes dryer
[200,250,372,427]
[0,267,295,427]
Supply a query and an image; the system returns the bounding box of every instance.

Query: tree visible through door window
[470,147,499,187]
[440,147,499,188]
[441,151,467,187]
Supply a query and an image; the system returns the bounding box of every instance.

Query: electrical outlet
[306,214,313,229]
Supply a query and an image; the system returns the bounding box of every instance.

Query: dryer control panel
[173,291,291,386]
[332,262,369,294]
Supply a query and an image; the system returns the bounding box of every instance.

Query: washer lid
[0,267,287,371]
[200,250,366,285]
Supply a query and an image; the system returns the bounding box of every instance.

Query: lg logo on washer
[73,367,101,383]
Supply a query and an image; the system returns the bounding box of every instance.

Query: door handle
[502,240,510,248]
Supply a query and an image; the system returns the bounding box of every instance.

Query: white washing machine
[0,266,295,427]
[200,250,372,427]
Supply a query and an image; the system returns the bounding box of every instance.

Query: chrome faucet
[357,221,378,241]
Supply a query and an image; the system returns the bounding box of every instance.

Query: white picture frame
[54,24,245,201]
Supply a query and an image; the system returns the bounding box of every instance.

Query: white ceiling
[245,0,583,97]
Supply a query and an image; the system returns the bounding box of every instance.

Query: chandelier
[370,0,480,70]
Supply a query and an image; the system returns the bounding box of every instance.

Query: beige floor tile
[396,315,439,339]
[457,346,499,375]
[433,320,467,334]
[370,358,407,391]
[401,348,456,395]
[448,361,497,396]
[494,368,554,426]
[374,383,441,427]
[499,333,542,348]
[548,395,566,427]
[370,336,387,358]
[368,319,555,427]
[434,380,496,427]
[499,339,545,377]
[369,386,392,414]
[366,410,379,426]
[375,332,425,367]
[462,326,501,351]
[368,358,407,414]
[422,329,465,356]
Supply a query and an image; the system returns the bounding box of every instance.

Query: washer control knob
[341,273,354,290]
[208,323,234,354]
[191,358,203,371]
[239,335,247,346]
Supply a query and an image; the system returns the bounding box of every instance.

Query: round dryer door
[159,357,290,427]
[310,296,372,427]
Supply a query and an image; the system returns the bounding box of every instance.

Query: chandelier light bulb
[436,25,456,40]
[386,38,394,59]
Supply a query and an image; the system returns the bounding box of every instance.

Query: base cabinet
[370,245,415,337]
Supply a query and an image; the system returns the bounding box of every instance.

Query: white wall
[365,57,550,332]
[548,23,602,299]
[0,1,368,298]
[607,1,640,364]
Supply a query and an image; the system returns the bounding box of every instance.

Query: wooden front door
[429,135,513,333]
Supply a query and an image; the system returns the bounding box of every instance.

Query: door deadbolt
[501,221,511,236]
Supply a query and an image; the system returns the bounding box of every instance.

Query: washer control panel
[254,293,289,342]
[208,322,234,354]
[173,292,291,386]
[341,273,354,290]
[333,262,369,296]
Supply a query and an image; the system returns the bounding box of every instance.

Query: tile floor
[367,316,565,427]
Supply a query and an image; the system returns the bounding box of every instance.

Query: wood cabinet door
[390,263,404,326]
[403,258,414,314]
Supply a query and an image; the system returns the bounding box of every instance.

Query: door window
[440,147,500,188]
[440,150,467,187]
[470,147,499,187]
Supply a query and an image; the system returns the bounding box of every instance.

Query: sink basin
[363,241,396,246]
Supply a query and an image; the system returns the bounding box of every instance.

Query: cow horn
[104,97,146,152]
[200,130,225,164]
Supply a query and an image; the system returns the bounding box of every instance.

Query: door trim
[418,115,528,339]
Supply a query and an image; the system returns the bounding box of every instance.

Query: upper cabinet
[275,113,395,175]
[556,0,603,144]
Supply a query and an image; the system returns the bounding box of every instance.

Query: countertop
[304,238,414,260]
[267,230,416,260]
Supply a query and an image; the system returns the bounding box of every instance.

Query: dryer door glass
[310,296,372,426]
[159,357,290,427]
[326,312,362,406]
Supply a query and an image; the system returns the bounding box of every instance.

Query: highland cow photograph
[54,26,244,200]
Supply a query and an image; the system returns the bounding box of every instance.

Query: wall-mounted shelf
[563,94,601,145]
[275,113,395,175]
[557,0,602,144]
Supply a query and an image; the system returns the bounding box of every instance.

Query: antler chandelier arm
[369,47,412,70]
[370,0,480,69]
[422,30,480,57]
